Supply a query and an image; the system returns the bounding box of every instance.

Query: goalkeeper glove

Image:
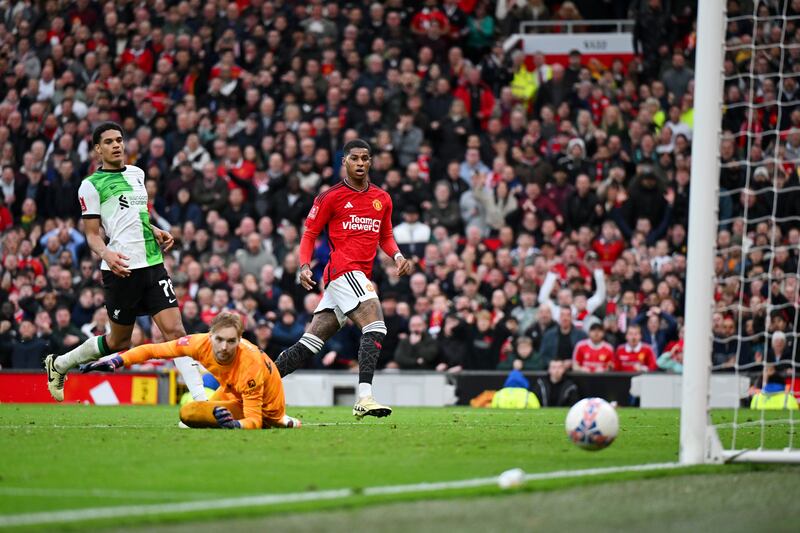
[81,355,124,373]
[213,406,241,429]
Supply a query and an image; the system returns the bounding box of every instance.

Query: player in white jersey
[44,122,206,405]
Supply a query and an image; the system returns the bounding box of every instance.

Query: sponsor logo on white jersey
[129,194,149,206]
[342,215,381,232]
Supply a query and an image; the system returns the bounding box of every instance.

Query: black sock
[358,331,385,385]
[275,343,313,377]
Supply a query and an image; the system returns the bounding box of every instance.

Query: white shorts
[315,271,378,326]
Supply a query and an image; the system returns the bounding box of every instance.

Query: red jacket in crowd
[454,82,496,131]
[119,47,154,74]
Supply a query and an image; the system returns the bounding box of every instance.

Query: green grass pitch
[0,405,797,532]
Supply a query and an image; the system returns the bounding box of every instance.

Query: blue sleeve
[188,204,203,228]
[610,205,633,240]
[718,188,733,231]
[539,331,555,363]
[646,206,672,246]
[662,312,678,336]
[70,228,86,246]
[39,228,57,248]
[271,325,298,346]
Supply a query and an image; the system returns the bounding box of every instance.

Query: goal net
[682,0,800,464]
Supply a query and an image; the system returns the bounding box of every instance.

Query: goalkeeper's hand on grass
[213,406,241,429]
[80,355,124,373]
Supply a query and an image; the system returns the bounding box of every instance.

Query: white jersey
[78,165,162,271]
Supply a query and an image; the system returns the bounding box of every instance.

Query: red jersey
[411,8,450,34]
[299,181,400,286]
[614,343,657,372]
[605,297,619,318]
[572,339,615,373]
[119,48,154,74]
[592,238,625,273]
[552,262,591,284]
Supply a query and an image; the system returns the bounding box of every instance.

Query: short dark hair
[343,139,371,157]
[92,121,124,146]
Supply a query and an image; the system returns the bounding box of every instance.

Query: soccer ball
[565,398,619,451]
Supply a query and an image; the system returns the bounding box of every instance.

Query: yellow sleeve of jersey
[121,334,209,366]
[236,355,267,430]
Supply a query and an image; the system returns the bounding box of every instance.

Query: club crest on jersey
[343,215,381,232]
[365,282,375,292]
[308,205,319,220]
[372,199,382,211]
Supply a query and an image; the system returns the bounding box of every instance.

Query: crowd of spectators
[0,1,796,393]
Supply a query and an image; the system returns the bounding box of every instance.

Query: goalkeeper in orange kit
[83,313,300,429]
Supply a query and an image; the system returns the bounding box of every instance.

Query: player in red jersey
[613,323,658,372]
[274,139,413,419]
[572,323,615,373]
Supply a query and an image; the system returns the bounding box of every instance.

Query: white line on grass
[365,462,683,496]
[299,422,667,429]
[0,423,370,429]
[302,422,366,426]
[0,424,165,429]
[0,422,663,429]
[0,488,222,500]
[0,462,683,528]
[713,418,799,430]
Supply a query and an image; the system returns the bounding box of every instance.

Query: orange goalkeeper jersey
[120,334,284,429]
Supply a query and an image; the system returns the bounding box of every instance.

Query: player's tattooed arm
[308,310,341,341]
[394,254,413,276]
[299,263,316,290]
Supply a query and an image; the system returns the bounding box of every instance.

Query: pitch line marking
[0,462,684,528]
[0,424,165,429]
[713,418,799,430]
[0,422,662,429]
[0,487,223,500]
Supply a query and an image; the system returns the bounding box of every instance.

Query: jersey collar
[97,166,127,173]
[343,178,370,192]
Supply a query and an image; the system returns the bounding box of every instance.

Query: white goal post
[680,0,800,464]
